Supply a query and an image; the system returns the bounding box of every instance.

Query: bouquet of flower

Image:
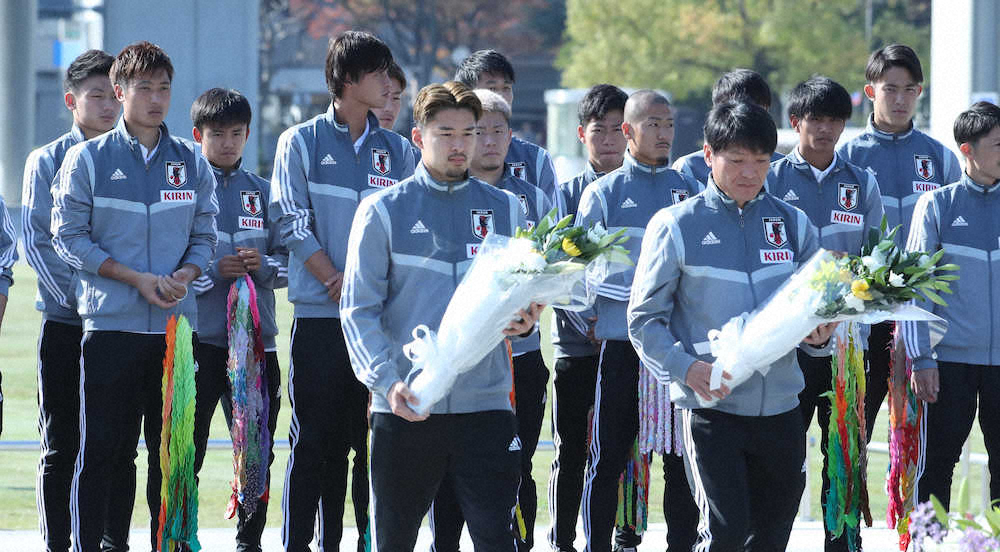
[403,208,631,415]
[909,492,1000,552]
[705,218,957,402]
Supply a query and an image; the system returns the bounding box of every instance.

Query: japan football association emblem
[914,155,934,181]
[372,148,390,176]
[838,182,859,211]
[517,194,528,215]
[471,209,494,239]
[165,161,186,188]
[671,189,689,205]
[763,216,787,248]
[507,162,527,181]
[241,190,262,216]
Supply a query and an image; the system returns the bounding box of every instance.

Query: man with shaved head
[577,89,700,552]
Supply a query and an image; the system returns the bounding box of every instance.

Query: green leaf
[935,263,960,272]
[920,287,948,306]
[930,495,949,525]
[984,506,1000,534]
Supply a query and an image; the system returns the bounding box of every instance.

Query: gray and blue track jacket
[551,163,604,359]
[495,172,552,356]
[506,136,557,203]
[673,149,784,186]
[51,119,218,333]
[0,193,16,297]
[628,180,824,416]
[767,149,885,254]
[341,163,525,415]
[192,161,288,350]
[904,174,1000,370]
[576,152,702,341]
[270,105,416,319]
[838,116,960,245]
[21,125,86,323]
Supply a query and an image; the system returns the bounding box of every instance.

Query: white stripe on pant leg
[580,341,606,552]
[428,498,438,552]
[35,323,48,544]
[368,421,379,552]
[70,334,87,552]
[913,400,928,505]
[682,408,714,552]
[317,497,324,551]
[546,372,563,549]
[282,319,299,550]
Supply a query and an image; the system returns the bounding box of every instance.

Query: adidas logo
[110,168,127,181]
[508,436,522,452]
[783,189,799,201]
[701,231,721,245]
[321,154,337,166]
[620,197,637,209]
[951,215,968,227]
[410,220,429,234]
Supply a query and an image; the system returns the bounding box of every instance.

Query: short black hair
[578,84,628,126]
[454,49,515,87]
[704,102,777,155]
[191,88,252,131]
[787,77,852,121]
[387,60,406,89]
[712,69,772,109]
[866,43,923,84]
[64,49,114,93]
[325,31,393,99]
[953,101,1000,146]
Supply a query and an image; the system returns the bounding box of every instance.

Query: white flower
[861,248,887,272]
[919,254,931,267]
[503,239,547,273]
[587,222,608,244]
[844,293,866,313]
[889,271,905,287]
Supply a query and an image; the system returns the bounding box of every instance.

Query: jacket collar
[70,125,86,144]
[209,158,243,181]
[115,117,169,152]
[787,147,846,174]
[960,172,1000,195]
[704,177,766,212]
[623,150,670,175]
[415,162,471,193]
[866,113,915,141]
[325,102,381,135]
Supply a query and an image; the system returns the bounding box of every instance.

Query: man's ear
[789,114,801,132]
[959,141,973,159]
[703,143,713,167]
[621,121,633,142]
[577,124,585,144]
[863,83,875,101]
[192,127,203,144]
[64,92,76,111]
[412,126,423,150]
[114,83,126,103]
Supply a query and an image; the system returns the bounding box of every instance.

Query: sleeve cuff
[289,236,322,264]
[0,275,11,296]
[181,250,212,276]
[913,357,938,371]
[799,339,834,357]
[671,350,699,385]
[82,249,111,275]
[371,365,402,399]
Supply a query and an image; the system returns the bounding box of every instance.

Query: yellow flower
[851,279,873,301]
[838,269,852,283]
[562,237,582,257]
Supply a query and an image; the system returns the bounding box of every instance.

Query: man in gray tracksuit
[673,69,782,185]
[268,32,415,552]
[628,102,835,551]
[188,88,287,551]
[766,76,885,552]
[428,89,553,552]
[837,44,962,441]
[454,49,558,203]
[578,90,701,552]
[51,42,218,552]
[0,191,16,436]
[342,81,541,551]
[907,101,1000,512]
[20,49,136,552]
[548,84,628,552]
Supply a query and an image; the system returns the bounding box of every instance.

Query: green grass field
[0,264,988,533]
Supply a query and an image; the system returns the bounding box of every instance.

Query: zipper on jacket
[738,205,765,414]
